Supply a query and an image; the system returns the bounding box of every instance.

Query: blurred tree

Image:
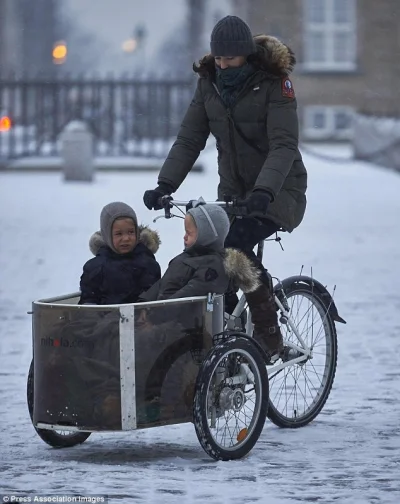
[0,0,58,78]
[153,0,208,79]
[187,0,207,67]
[152,23,190,78]
[21,0,58,77]
[57,4,109,75]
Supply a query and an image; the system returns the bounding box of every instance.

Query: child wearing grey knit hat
[79,201,161,305]
[184,200,230,252]
[140,200,231,301]
[100,201,138,254]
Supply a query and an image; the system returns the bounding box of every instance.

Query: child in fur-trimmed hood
[140,199,261,302]
[79,202,161,305]
[140,200,230,301]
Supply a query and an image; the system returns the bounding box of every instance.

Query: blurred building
[231,0,400,141]
[0,0,58,78]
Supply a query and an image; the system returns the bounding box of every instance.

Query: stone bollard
[60,120,94,182]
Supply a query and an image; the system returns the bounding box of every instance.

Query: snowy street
[1,147,400,503]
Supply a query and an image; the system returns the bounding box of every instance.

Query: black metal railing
[0,77,195,159]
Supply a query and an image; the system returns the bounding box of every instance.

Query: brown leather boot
[245,282,284,362]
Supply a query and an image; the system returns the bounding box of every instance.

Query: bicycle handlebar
[164,199,232,207]
[155,195,247,220]
[153,195,285,249]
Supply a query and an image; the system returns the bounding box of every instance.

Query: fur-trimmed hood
[89,225,161,256]
[88,227,260,293]
[194,34,295,79]
[223,248,261,293]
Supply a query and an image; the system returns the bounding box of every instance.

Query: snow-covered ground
[1,147,400,503]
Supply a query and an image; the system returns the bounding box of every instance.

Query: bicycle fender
[212,330,270,362]
[274,275,346,324]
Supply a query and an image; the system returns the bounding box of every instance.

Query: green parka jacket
[158,35,307,232]
[140,247,229,302]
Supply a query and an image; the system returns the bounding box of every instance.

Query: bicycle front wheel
[268,282,338,428]
[194,336,269,460]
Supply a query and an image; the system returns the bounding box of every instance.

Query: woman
[143,15,307,362]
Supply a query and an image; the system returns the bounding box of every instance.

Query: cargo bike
[27,197,345,461]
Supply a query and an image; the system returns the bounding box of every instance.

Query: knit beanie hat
[187,200,230,251]
[100,202,138,253]
[210,15,256,57]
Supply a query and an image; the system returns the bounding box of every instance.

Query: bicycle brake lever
[153,213,184,223]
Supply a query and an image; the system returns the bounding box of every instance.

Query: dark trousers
[224,217,280,313]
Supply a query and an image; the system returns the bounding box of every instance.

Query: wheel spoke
[268,287,337,427]
[195,342,267,457]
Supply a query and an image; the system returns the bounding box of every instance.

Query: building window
[303,0,357,71]
[304,106,354,139]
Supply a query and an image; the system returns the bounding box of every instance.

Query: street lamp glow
[0,116,12,132]
[122,38,138,53]
[53,41,67,64]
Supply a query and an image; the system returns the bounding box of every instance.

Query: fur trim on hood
[89,225,161,256]
[194,34,295,79]
[223,248,261,293]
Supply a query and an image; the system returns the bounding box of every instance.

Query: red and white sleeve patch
[281,78,295,98]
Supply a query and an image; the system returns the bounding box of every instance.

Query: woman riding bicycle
[143,15,307,361]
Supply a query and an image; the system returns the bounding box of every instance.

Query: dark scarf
[215,63,256,107]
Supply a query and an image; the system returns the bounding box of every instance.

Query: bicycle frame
[224,240,312,377]
[156,198,313,376]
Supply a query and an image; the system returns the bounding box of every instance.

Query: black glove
[245,190,272,215]
[143,183,174,210]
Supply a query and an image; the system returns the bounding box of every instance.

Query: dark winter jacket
[157,35,307,232]
[140,246,228,302]
[140,245,262,302]
[79,226,161,305]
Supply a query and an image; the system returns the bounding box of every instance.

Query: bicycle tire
[193,336,268,460]
[27,359,91,448]
[268,282,338,428]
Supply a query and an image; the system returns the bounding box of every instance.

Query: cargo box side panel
[134,299,213,428]
[33,305,122,430]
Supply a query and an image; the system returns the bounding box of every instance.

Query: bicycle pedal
[265,352,281,365]
[282,347,298,361]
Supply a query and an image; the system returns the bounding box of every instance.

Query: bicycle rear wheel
[268,282,338,428]
[27,360,91,447]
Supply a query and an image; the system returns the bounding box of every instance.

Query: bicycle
[155,195,346,429]
[26,196,345,462]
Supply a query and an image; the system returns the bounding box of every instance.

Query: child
[137,201,264,424]
[140,201,231,302]
[79,201,161,305]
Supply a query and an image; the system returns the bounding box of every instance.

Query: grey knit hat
[210,15,256,57]
[100,202,138,253]
[187,201,230,251]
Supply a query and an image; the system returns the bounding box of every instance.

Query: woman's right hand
[143,183,173,210]
[243,190,272,215]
